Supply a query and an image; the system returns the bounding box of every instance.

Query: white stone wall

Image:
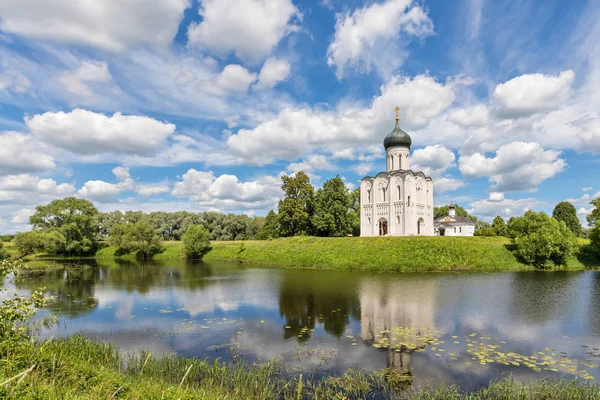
[386,146,410,171]
[360,171,434,237]
[435,224,475,236]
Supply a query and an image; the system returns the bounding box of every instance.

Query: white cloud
[488,192,505,201]
[458,142,566,192]
[26,109,176,156]
[136,184,170,197]
[411,145,455,178]
[355,163,374,176]
[435,177,466,194]
[227,73,459,164]
[202,64,257,96]
[0,70,30,93]
[58,60,111,97]
[327,0,434,78]
[187,0,300,62]
[583,187,593,192]
[447,105,489,127]
[171,168,282,211]
[112,167,131,182]
[11,208,34,224]
[0,132,55,175]
[493,70,575,118]
[78,178,135,201]
[254,58,291,89]
[0,0,190,52]
[565,191,600,207]
[287,155,332,174]
[0,174,74,195]
[468,197,543,221]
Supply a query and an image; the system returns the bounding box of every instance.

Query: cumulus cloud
[26,109,176,156]
[493,70,575,118]
[171,168,282,211]
[136,184,170,197]
[78,178,135,201]
[583,187,593,192]
[0,174,75,205]
[0,0,190,52]
[458,142,566,192]
[327,0,434,78]
[435,177,466,194]
[112,167,131,182]
[0,132,55,175]
[227,74,459,164]
[447,105,489,127]
[468,197,543,220]
[58,60,112,97]
[254,58,291,89]
[411,145,455,178]
[187,0,300,62]
[202,64,257,96]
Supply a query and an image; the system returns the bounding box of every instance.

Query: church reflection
[359,277,437,377]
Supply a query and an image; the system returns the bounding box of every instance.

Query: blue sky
[0,0,599,233]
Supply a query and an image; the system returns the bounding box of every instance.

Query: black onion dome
[383,121,412,150]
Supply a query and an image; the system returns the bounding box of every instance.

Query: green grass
[2,335,600,399]
[22,236,600,272]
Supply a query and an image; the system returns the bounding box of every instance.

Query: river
[9,260,600,391]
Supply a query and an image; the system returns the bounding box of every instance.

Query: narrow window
[396,215,400,224]
[459,227,462,233]
[367,217,371,226]
[381,187,386,202]
[367,189,371,203]
[407,196,411,207]
[397,185,401,200]
[454,227,456,233]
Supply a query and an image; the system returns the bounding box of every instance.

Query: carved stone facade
[360,116,434,236]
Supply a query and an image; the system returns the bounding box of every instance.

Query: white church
[360,108,434,236]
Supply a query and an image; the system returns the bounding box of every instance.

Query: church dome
[383,121,412,150]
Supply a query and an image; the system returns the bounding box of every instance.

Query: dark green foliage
[278,172,314,237]
[347,188,361,236]
[474,227,497,237]
[311,175,351,237]
[107,220,163,259]
[588,198,600,227]
[553,201,582,237]
[0,241,8,260]
[14,230,67,257]
[257,210,280,239]
[508,211,577,268]
[0,234,14,242]
[29,197,100,255]
[491,216,509,237]
[434,205,478,222]
[182,224,212,260]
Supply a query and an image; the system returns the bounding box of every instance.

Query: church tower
[359,108,434,237]
[384,107,412,171]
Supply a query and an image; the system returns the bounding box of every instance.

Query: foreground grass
[1,335,599,399]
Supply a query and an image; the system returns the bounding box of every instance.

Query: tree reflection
[278,270,360,341]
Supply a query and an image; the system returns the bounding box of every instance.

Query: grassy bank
[96,236,597,271]
[2,334,599,399]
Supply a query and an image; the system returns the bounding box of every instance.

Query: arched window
[459,227,462,233]
[391,156,394,170]
[367,189,371,203]
[396,215,400,224]
[367,217,371,226]
[407,196,411,207]
[397,185,401,200]
[381,187,387,202]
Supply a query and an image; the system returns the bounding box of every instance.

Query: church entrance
[417,218,424,235]
[379,219,388,236]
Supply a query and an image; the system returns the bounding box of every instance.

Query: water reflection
[9,262,600,391]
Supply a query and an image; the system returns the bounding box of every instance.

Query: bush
[182,224,212,260]
[0,242,8,260]
[474,227,497,237]
[509,211,577,268]
[106,220,163,259]
[13,230,67,257]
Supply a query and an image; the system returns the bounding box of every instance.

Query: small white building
[360,109,434,236]
[434,204,475,236]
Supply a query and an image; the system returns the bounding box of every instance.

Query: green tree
[13,230,66,257]
[107,223,132,254]
[491,216,509,237]
[182,224,212,260]
[98,211,124,239]
[0,241,8,260]
[311,176,351,237]
[434,205,478,222]
[587,198,600,227]
[29,197,99,255]
[474,227,497,237]
[257,210,280,239]
[126,220,163,259]
[278,172,314,237]
[509,211,577,268]
[347,188,361,236]
[553,201,582,237]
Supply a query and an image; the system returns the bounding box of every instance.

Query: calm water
[8,260,600,391]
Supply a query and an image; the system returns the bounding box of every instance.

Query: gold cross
[395,106,400,121]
